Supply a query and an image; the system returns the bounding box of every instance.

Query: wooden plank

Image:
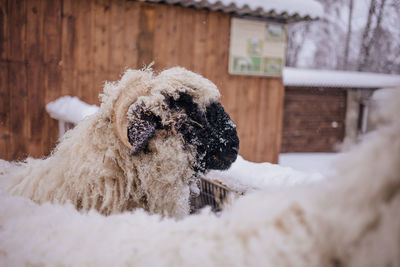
[0,61,10,159]
[192,9,208,75]
[123,0,140,69]
[75,0,93,100]
[152,3,168,70]
[7,0,27,160]
[43,0,61,64]
[0,0,8,60]
[61,0,76,69]
[137,3,155,68]
[42,62,62,156]
[26,0,44,62]
[214,12,230,86]
[25,0,45,157]
[9,62,27,160]
[249,78,262,160]
[93,0,111,104]
[60,0,77,97]
[43,0,62,102]
[60,0,76,98]
[93,0,110,73]
[177,6,195,70]
[239,77,259,161]
[108,0,125,76]
[266,80,280,162]
[42,0,62,156]
[27,62,45,157]
[273,78,285,162]
[8,0,26,62]
[256,78,271,161]
[164,5,179,68]
[75,70,93,103]
[266,78,284,162]
[204,11,219,81]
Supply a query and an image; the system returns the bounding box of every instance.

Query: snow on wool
[0,67,239,219]
[0,88,399,266]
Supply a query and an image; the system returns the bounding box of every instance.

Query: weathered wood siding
[0,0,284,163]
[281,87,346,152]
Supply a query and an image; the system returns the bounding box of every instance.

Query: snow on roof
[283,67,400,89]
[139,0,323,22]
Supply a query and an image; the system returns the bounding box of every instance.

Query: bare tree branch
[343,0,354,70]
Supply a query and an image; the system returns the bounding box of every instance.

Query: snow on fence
[45,96,99,138]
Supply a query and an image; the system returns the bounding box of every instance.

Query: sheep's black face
[127,92,239,173]
[166,93,239,173]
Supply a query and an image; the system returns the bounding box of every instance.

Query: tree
[285,0,400,75]
[357,0,387,72]
[342,0,354,70]
[286,22,311,67]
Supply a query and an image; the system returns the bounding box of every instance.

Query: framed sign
[229,18,286,77]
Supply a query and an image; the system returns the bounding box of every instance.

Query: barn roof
[137,0,323,22]
[283,67,400,89]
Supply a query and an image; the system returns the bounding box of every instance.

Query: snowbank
[278,153,336,174]
[206,155,324,193]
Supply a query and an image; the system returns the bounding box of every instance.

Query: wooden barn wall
[281,87,347,152]
[0,0,284,163]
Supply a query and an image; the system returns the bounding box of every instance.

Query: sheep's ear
[113,78,150,150]
[127,115,157,155]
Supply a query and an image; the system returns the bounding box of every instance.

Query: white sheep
[0,88,398,266]
[0,67,239,218]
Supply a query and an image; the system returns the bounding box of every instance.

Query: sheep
[0,88,399,267]
[0,67,239,218]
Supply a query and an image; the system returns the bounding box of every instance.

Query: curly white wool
[0,67,220,218]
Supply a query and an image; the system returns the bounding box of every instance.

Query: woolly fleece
[0,67,221,218]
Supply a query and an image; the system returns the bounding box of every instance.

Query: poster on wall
[229,17,286,77]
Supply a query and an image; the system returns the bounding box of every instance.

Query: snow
[206,155,324,193]
[145,0,324,19]
[45,96,99,124]
[203,0,324,18]
[279,152,337,174]
[283,67,400,88]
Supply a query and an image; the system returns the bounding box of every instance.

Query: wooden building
[0,0,321,163]
[281,67,400,152]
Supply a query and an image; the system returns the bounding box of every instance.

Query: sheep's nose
[222,152,237,163]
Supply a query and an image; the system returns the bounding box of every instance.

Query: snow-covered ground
[206,154,326,193]
[279,152,337,174]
